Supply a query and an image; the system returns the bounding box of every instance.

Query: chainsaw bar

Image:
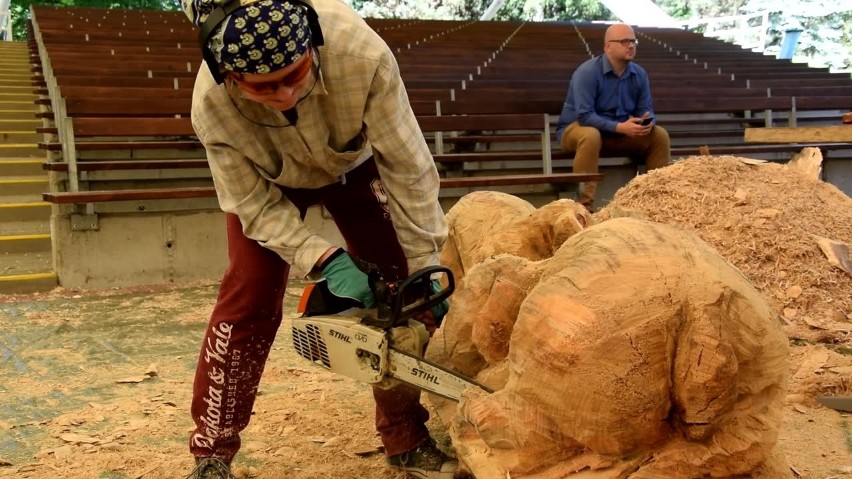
[816,396,852,413]
[388,347,493,402]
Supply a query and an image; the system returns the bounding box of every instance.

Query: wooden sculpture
[428,193,791,479]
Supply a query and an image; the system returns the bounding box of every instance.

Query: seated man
[556,23,670,212]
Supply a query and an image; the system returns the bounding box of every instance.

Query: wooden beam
[744,125,852,143]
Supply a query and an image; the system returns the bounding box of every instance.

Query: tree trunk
[428,196,791,479]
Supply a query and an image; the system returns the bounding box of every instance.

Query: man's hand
[617,114,653,137]
[412,279,449,337]
[320,249,376,308]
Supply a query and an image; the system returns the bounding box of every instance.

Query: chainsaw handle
[392,265,455,323]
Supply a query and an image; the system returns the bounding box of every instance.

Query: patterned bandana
[183,0,312,75]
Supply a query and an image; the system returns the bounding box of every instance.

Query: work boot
[186,457,235,479]
[388,438,467,479]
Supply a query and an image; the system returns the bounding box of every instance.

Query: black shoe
[388,438,463,479]
[186,457,235,479]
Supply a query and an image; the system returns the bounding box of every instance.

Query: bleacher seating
[27,5,852,209]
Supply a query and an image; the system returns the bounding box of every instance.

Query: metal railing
[0,9,11,41]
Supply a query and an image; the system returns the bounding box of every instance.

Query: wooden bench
[39,104,596,205]
[42,172,603,205]
[40,96,838,172]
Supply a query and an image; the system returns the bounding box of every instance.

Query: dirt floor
[0,279,849,479]
[0,282,417,479]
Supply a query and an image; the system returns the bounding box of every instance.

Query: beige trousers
[560,121,670,208]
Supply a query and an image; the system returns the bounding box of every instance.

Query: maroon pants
[189,159,430,461]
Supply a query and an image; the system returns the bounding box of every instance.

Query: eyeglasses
[224,50,322,129]
[608,38,639,47]
[230,50,314,96]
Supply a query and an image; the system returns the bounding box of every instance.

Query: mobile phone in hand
[640,116,654,126]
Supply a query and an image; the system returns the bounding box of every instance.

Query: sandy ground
[0,280,849,479]
[0,282,420,479]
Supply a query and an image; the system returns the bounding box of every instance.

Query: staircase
[0,41,57,294]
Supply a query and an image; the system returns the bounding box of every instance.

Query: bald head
[605,23,635,44]
[603,23,638,70]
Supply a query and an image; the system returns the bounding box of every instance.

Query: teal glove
[430,279,450,325]
[321,250,376,309]
[411,279,451,336]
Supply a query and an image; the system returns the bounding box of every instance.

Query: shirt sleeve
[192,130,334,276]
[361,51,448,274]
[634,70,655,120]
[573,64,620,134]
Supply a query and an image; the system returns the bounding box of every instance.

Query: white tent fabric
[598,0,681,27]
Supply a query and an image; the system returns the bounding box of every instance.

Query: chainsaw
[291,264,492,401]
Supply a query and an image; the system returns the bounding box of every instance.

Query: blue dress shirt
[555,55,654,143]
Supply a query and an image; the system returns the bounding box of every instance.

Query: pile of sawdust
[598,155,852,347]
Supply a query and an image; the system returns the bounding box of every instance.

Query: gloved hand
[413,279,450,336]
[430,279,450,324]
[321,249,376,309]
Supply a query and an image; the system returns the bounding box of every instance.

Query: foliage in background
[740,1,852,72]
[8,0,180,40]
[349,0,612,21]
[655,0,852,71]
[7,0,852,72]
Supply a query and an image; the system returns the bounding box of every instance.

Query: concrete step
[0,77,33,89]
[0,69,32,76]
[0,177,49,199]
[0,110,38,120]
[0,92,37,101]
[0,100,38,109]
[0,131,41,143]
[0,89,39,97]
[0,119,42,130]
[0,233,51,254]
[0,43,28,51]
[0,144,41,156]
[0,250,53,275]
[0,75,33,83]
[0,250,57,294]
[0,272,58,294]
[0,67,32,74]
[0,202,51,223]
[0,194,46,204]
[0,62,32,69]
[0,220,50,236]
[0,159,44,176]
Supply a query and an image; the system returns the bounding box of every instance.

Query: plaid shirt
[190,0,446,276]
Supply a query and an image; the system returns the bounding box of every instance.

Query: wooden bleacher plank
[42,187,215,204]
[73,117,196,136]
[441,173,599,188]
[41,173,602,205]
[43,159,209,172]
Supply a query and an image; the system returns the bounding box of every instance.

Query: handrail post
[541,114,553,175]
[31,6,78,193]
